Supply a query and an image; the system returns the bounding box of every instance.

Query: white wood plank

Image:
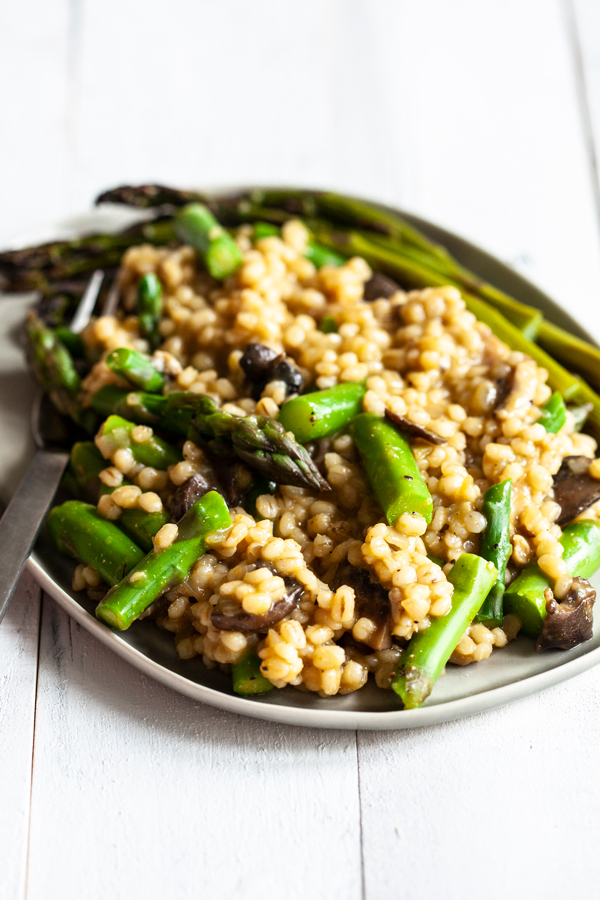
[26,599,362,900]
[572,0,600,216]
[0,1,71,246]
[0,573,41,900]
[358,670,600,900]
[69,0,408,208]
[372,0,600,342]
[354,3,600,896]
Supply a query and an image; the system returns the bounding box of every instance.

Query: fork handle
[0,450,69,625]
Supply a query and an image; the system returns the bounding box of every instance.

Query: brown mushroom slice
[384,408,445,445]
[239,342,303,398]
[535,577,595,651]
[495,358,538,417]
[211,566,304,633]
[489,360,514,411]
[554,456,594,484]
[332,562,392,651]
[170,474,222,523]
[553,457,600,526]
[363,273,400,302]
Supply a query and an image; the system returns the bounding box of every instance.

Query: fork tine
[69,269,104,333]
[100,270,121,318]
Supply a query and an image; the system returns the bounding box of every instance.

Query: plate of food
[3,184,600,730]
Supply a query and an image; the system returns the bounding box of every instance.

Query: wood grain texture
[26,599,362,900]
[4,1,600,897]
[0,1,71,246]
[359,670,600,900]
[0,573,41,900]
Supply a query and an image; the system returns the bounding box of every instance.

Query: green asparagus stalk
[232,651,275,695]
[137,273,163,349]
[106,348,165,393]
[1,220,175,293]
[538,391,567,433]
[26,312,96,433]
[66,441,169,552]
[90,386,194,436]
[278,382,366,443]
[96,415,181,469]
[54,327,85,358]
[537,319,600,394]
[96,184,205,209]
[187,394,330,491]
[96,491,231,630]
[504,521,600,637]
[174,203,243,280]
[68,441,107,499]
[351,413,433,525]
[475,480,512,625]
[47,500,145,585]
[391,554,497,709]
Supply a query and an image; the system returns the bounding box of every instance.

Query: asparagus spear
[187,394,330,491]
[137,273,163,349]
[538,391,567,433]
[504,521,600,637]
[537,319,600,395]
[105,348,165,393]
[96,415,181,469]
[96,491,231,630]
[68,441,107,499]
[232,651,275,695]
[0,220,175,293]
[66,441,169,552]
[96,184,206,209]
[174,203,243,280]
[475,480,512,625]
[26,312,96,433]
[391,554,497,709]
[278,382,366,443]
[90,386,194,436]
[351,413,433,525]
[47,500,145,585]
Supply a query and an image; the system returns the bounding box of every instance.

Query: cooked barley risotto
[21,189,600,709]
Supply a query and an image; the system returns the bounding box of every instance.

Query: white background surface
[3,1,600,897]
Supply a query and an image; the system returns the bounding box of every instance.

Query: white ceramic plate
[4,190,600,730]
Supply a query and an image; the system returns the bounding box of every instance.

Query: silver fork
[0,270,105,624]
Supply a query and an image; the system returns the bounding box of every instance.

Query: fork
[0,270,105,624]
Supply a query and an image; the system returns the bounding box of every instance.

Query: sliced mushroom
[384,408,445,445]
[553,457,600,526]
[554,455,594,483]
[211,564,304,632]
[495,358,538,417]
[535,577,595,651]
[239,342,303,398]
[332,562,392,650]
[363,272,400,303]
[170,474,221,523]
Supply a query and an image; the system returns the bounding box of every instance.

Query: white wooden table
[3,2,600,897]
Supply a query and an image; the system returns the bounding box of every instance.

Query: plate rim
[12,187,600,729]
